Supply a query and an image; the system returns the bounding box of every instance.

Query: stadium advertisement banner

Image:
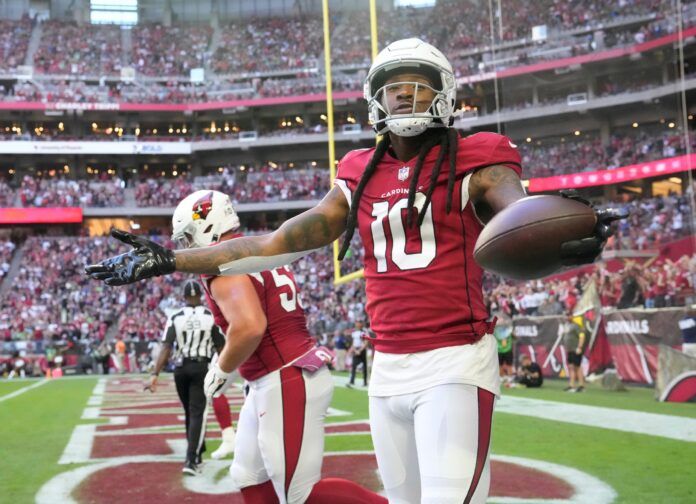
[513,316,568,378]
[603,308,692,385]
[527,154,695,192]
[0,207,82,224]
[512,309,692,383]
[0,141,192,155]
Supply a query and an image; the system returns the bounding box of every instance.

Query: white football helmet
[171,190,240,249]
[364,38,458,137]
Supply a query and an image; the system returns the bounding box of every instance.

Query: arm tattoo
[280,187,347,252]
[470,164,526,213]
[174,187,348,275]
[175,235,267,274]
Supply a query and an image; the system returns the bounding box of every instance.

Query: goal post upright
[327,0,379,286]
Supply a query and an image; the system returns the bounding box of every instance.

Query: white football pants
[369,383,495,504]
[230,365,333,504]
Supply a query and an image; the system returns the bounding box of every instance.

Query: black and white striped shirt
[162,306,225,360]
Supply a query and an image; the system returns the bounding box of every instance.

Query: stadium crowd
[0,180,13,206]
[1,190,693,376]
[0,16,32,73]
[33,20,122,76]
[212,17,323,75]
[0,1,689,107]
[487,252,696,317]
[519,128,694,178]
[134,166,329,207]
[0,127,689,209]
[18,175,125,208]
[0,239,15,281]
[131,24,213,77]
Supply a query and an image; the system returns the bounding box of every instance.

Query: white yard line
[496,395,696,442]
[0,379,48,403]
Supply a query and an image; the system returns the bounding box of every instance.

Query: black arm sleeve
[211,325,226,353]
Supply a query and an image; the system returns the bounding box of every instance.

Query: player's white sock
[211,426,236,459]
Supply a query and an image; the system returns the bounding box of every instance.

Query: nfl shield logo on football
[398,166,410,181]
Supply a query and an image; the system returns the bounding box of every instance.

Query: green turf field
[0,375,693,503]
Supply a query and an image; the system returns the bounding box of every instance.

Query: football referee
[146,280,225,475]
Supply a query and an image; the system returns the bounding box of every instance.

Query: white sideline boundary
[0,379,48,403]
[496,395,696,442]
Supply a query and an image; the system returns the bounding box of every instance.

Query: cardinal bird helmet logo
[192,192,214,221]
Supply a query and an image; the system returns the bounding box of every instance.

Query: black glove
[558,190,629,267]
[85,229,176,286]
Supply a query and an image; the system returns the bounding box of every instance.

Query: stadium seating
[131,23,212,77]
[0,239,15,281]
[0,128,688,210]
[33,20,122,76]
[0,17,32,73]
[0,185,692,368]
[134,166,329,207]
[18,175,125,208]
[212,17,323,75]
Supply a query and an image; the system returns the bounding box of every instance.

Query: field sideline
[0,374,693,503]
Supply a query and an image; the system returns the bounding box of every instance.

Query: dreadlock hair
[337,126,461,261]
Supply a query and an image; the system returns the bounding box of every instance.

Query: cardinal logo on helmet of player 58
[192,192,214,220]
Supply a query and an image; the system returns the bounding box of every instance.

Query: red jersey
[335,132,522,354]
[202,264,315,381]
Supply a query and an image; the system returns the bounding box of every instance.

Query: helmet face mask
[371,79,450,137]
[364,38,458,137]
[171,190,240,249]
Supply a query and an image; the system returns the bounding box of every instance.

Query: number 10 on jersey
[370,192,436,273]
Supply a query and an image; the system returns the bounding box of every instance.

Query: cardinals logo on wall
[192,191,214,220]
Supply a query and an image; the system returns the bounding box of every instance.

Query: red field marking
[76,462,244,503]
[92,434,184,458]
[74,454,383,503]
[325,423,370,433]
[490,460,574,499]
[65,377,594,503]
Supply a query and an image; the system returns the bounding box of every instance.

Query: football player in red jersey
[168,190,386,504]
[88,39,622,503]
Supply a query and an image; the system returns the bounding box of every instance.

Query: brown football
[473,195,597,280]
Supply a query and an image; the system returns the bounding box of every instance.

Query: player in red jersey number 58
[88,39,622,503]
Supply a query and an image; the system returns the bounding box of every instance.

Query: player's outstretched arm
[179,185,349,276]
[468,164,527,220]
[86,187,349,284]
